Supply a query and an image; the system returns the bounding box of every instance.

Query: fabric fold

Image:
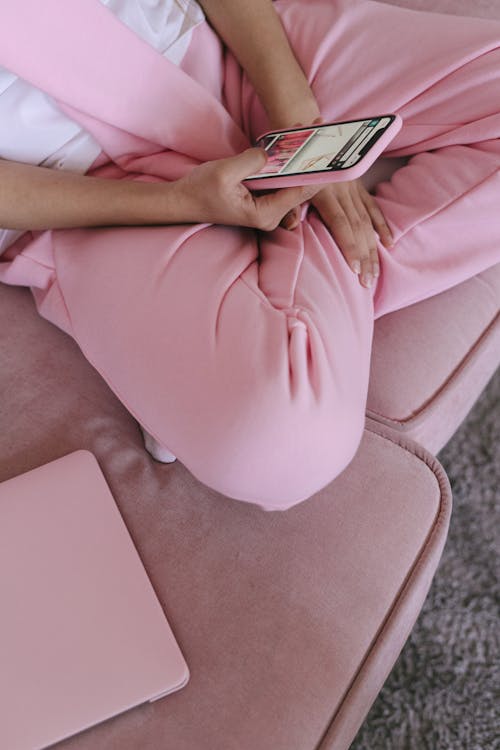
[0,0,249,162]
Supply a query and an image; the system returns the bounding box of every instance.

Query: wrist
[266,93,322,131]
[124,179,190,226]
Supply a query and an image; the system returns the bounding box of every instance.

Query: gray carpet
[351,370,500,750]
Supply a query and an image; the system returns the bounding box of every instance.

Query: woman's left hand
[306,178,393,288]
[278,117,394,289]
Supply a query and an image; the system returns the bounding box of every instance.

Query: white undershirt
[0,0,205,255]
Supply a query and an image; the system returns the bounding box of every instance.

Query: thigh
[39,215,372,509]
[243,0,500,153]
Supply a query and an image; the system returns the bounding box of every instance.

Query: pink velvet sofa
[1,2,499,749]
[3,162,498,750]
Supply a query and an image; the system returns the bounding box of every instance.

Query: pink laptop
[0,449,189,750]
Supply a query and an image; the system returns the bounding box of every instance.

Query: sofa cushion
[1,284,451,750]
[366,263,500,454]
[363,0,500,456]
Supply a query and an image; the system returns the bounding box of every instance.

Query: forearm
[0,150,319,236]
[0,159,182,231]
[198,0,321,128]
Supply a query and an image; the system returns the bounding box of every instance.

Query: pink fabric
[0,0,499,510]
[367,263,500,451]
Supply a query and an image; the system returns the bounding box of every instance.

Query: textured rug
[351,369,500,750]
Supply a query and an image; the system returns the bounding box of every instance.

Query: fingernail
[352,260,361,274]
[286,208,299,228]
[363,273,373,288]
[373,264,380,277]
[283,215,297,230]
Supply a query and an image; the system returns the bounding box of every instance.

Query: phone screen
[246,116,393,179]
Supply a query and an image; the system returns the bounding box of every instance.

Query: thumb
[273,182,322,213]
[229,147,268,181]
[281,207,300,230]
[257,182,322,227]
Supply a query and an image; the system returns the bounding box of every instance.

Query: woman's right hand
[0,150,320,234]
[170,147,322,231]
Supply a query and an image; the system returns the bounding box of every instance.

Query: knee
[185,398,366,512]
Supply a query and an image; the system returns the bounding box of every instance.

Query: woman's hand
[310,178,393,288]
[279,118,394,288]
[196,0,395,282]
[171,147,320,231]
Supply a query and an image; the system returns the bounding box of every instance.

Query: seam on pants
[49,245,77,339]
[20,254,54,273]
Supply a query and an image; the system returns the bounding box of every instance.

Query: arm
[0,152,318,233]
[198,0,393,287]
[0,1,320,236]
[0,159,180,231]
[197,0,321,129]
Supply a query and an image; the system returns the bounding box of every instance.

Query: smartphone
[243,114,402,190]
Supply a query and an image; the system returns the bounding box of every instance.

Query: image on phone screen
[249,117,392,178]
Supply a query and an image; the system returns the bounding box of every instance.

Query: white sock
[140,425,177,463]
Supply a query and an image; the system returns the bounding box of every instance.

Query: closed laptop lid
[0,449,189,750]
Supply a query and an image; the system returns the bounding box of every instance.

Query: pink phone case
[243,114,403,190]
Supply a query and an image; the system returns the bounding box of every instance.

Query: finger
[293,116,324,128]
[360,190,394,248]
[340,191,374,287]
[228,147,268,182]
[313,189,361,273]
[351,191,380,284]
[256,182,321,230]
[280,207,300,230]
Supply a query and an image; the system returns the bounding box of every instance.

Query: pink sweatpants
[2,0,499,510]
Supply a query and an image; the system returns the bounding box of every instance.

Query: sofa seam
[315,424,451,750]
[364,427,451,596]
[367,309,500,426]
